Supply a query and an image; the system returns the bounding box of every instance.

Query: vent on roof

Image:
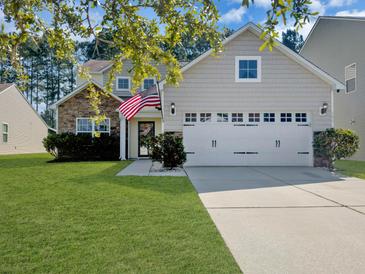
[345,63,356,93]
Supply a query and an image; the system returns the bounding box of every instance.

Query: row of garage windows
[184,112,308,123]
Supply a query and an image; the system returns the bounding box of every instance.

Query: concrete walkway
[117,160,186,176]
[185,166,365,274]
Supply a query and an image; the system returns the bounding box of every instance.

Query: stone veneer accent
[58,87,121,134]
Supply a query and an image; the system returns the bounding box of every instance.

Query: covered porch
[119,106,163,160]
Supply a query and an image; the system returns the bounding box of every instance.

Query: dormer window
[116,77,130,91]
[235,56,261,82]
[345,63,356,93]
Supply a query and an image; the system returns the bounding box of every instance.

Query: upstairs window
[345,63,356,93]
[143,78,155,90]
[235,56,261,82]
[116,77,130,91]
[2,123,8,143]
[200,113,211,122]
[232,113,243,122]
[217,113,229,122]
[263,113,275,122]
[185,113,197,123]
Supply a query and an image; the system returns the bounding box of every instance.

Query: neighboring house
[52,22,344,166]
[0,84,49,155]
[300,16,365,161]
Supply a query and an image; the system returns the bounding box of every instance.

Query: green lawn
[0,154,240,274]
[335,160,365,180]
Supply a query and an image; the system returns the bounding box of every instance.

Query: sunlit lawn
[335,160,365,180]
[0,154,240,274]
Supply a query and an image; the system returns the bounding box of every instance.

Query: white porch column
[119,114,126,160]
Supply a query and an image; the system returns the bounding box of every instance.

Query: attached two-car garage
[183,112,313,166]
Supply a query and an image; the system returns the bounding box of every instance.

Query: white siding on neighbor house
[301,18,365,160]
[0,86,49,154]
[163,30,333,132]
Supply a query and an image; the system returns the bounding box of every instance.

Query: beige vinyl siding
[0,86,48,154]
[76,72,104,87]
[163,30,333,132]
[301,18,365,160]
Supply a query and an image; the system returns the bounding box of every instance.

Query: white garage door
[183,113,313,166]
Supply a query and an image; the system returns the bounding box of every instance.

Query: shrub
[142,133,186,169]
[43,133,120,161]
[313,128,359,169]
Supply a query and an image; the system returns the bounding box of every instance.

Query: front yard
[0,154,240,274]
[335,160,365,180]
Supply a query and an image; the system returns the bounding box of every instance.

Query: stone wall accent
[58,87,121,134]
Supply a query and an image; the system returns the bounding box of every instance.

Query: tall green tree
[282,29,304,53]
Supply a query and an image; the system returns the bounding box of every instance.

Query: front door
[138,121,155,157]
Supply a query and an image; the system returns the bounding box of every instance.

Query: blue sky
[217,0,365,38]
[1,0,365,40]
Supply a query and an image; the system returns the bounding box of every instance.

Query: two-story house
[51,22,344,166]
[301,16,365,160]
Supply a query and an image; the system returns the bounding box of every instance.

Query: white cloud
[220,7,246,24]
[328,0,356,7]
[336,9,365,16]
[253,0,272,8]
[310,0,326,15]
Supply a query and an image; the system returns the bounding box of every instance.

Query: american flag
[118,85,161,120]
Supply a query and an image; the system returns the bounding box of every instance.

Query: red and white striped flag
[118,85,161,120]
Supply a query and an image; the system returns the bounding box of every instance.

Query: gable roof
[50,79,123,109]
[0,83,50,129]
[82,60,114,73]
[0,83,13,93]
[160,22,344,90]
[300,16,365,54]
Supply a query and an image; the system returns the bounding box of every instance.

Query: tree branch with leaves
[0,0,317,122]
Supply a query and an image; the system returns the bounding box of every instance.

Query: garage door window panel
[185,113,197,123]
[264,113,275,122]
[232,113,243,122]
[248,113,260,122]
[200,113,212,122]
[217,113,229,122]
[280,113,292,122]
[295,113,307,123]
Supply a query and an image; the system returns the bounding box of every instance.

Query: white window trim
[235,56,262,83]
[2,122,9,143]
[76,118,111,136]
[116,76,131,92]
[345,63,356,94]
[142,77,156,90]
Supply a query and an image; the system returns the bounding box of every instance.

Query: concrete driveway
[185,166,365,274]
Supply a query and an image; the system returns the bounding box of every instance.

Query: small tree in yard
[142,133,186,169]
[313,128,359,169]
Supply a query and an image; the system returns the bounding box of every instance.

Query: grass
[0,154,240,274]
[335,160,365,180]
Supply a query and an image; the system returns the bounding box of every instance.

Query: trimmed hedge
[43,133,120,161]
[142,133,186,169]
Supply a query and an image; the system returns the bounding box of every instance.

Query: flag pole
[156,80,164,121]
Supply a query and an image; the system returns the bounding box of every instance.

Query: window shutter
[345,63,356,93]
